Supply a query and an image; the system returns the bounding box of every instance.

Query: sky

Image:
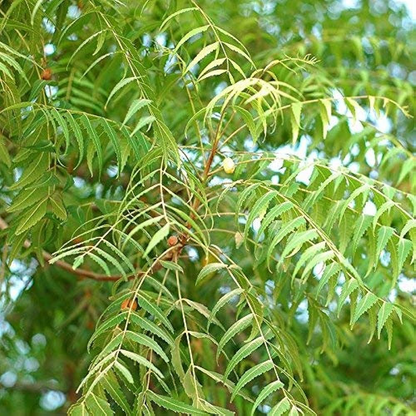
[399,0,416,19]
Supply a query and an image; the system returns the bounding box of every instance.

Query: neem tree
[0,0,414,414]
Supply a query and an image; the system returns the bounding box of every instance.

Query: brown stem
[0,217,175,282]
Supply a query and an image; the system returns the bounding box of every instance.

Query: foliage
[0,0,414,414]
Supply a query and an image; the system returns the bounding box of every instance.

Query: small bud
[167,235,178,246]
[222,157,235,174]
[121,299,137,311]
[41,68,52,81]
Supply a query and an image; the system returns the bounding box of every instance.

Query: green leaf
[147,391,207,415]
[316,263,341,300]
[251,380,284,415]
[16,198,48,235]
[351,215,372,255]
[102,373,131,415]
[231,360,274,401]
[267,217,306,268]
[290,102,302,144]
[245,191,278,241]
[114,361,134,384]
[337,279,359,316]
[185,42,219,74]
[210,288,244,326]
[7,187,49,213]
[174,25,210,52]
[217,314,253,359]
[143,223,170,257]
[351,293,378,326]
[106,77,140,107]
[395,238,412,280]
[81,115,103,177]
[130,313,174,347]
[68,402,89,416]
[49,194,67,220]
[85,393,114,416]
[124,331,169,363]
[122,98,152,126]
[224,337,264,379]
[65,114,85,168]
[136,293,174,333]
[376,226,394,261]
[119,349,164,379]
[102,120,122,172]
[0,138,11,167]
[281,230,319,260]
[270,398,291,416]
[377,303,394,339]
[196,262,228,286]
[257,201,293,239]
[10,153,49,190]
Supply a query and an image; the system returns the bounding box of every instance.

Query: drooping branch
[0,217,175,282]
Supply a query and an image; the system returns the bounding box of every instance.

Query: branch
[0,217,172,282]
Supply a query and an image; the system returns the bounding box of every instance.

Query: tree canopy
[0,0,414,414]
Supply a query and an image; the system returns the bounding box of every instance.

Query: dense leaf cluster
[0,0,414,414]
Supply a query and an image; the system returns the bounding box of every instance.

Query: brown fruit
[41,68,52,80]
[167,235,178,247]
[121,298,137,311]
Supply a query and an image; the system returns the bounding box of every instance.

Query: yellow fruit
[223,157,235,174]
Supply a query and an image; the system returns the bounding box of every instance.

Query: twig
[0,216,173,282]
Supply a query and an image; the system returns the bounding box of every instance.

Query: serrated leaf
[136,293,174,333]
[267,217,306,268]
[102,372,131,415]
[114,361,134,384]
[68,402,89,416]
[337,279,359,316]
[130,313,174,346]
[377,303,394,339]
[122,98,152,126]
[376,226,394,260]
[245,191,278,241]
[395,238,412,280]
[257,201,293,239]
[85,393,114,416]
[16,198,47,235]
[196,262,228,286]
[10,153,49,190]
[224,337,263,379]
[119,349,164,379]
[0,139,11,167]
[7,187,49,213]
[231,360,274,401]
[143,223,170,257]
[106,77,140,107]
[270,398,291,416]
[147,391,207,415]
[102,120,122,172]
[174,25,209,52]
[124,331,169,363]
[185,42,219,74]
[251,380,284,415]
[49,193,67,220]
[351,293,378,325]
[217,314,253,359]
[316,263,341,299]
[81,115,103,177]
[351,215,372,256]
[290,102,302,144]
[210,288,244,326]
